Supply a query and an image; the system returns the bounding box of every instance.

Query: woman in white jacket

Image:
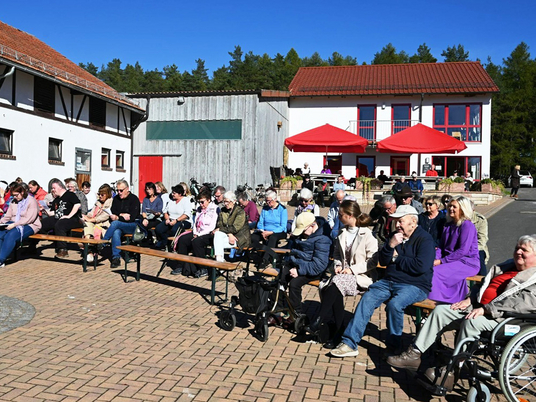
[308,199,378,348]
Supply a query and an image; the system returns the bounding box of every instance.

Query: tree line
[80,42,536,177]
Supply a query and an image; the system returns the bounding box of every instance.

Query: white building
[0,21,144,190]
[288,62,499,180]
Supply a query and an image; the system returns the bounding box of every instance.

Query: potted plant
[437,178,465,192]
[480,179,504,194]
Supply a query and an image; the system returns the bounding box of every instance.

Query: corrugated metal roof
[0,20,143,111]
[289,62,499,97]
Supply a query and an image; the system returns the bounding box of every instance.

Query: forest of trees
[80,42,536,177]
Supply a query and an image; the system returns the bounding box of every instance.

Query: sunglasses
[425,202,434,206]
[117,188,126,193]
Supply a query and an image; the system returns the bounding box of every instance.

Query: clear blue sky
[2,0,534,74]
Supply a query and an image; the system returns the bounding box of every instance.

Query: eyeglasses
[199,199,208,204]
[117,188,126,193]
[266,198,275,203]
[98,193,107,196]
[425,202,434,206]
[12,193,21,197]
[402,196,412,200]
[223,200,233,205]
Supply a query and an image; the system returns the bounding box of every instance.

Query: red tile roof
[0,20,142,111]
[289,62,499,97]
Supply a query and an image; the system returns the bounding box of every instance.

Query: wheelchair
[418,313,536,402]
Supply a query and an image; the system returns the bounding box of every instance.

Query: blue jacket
[287,217,332,277]
[258,203,287,233]
[379,225,435,293]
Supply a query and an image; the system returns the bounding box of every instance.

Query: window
[356,105,376,141]
[392,104,411,135]
[433,104,482,142]
[101,148,111,168]
[48,138,62,162]
[89,97,106,128]
[75,149,91,174]
[432,156,481,179]
[356,156,375,177]
[0,129,13,155]
[34,76,55,114]
[116,151,124,170]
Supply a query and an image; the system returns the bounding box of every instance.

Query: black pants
[318,284,345,332]
[511,186,519,196]
[175,232,213,275]
[282,264,322,315]
[478,250,488,276]
[40,216,82,251]
[250,231,287,265]
[315,191,328,207]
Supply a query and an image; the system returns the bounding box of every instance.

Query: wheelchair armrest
[503,312,536,320]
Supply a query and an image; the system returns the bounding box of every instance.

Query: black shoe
[110,258,121,268]
[194,268,208,278]
[305,316,322,335]
[171,267,182,276]
[323,339,337,349]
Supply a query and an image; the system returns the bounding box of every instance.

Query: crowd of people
[1,173,534,392]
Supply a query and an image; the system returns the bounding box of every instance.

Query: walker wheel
[219,310,236,331]
[295,314,309,335]
[255,318,269,342]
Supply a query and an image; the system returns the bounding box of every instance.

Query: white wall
[288,94,492,177]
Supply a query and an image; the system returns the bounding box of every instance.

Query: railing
[347,120,420,141]
[0,44,136,106]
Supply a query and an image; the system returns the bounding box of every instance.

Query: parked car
[508,170,533,187]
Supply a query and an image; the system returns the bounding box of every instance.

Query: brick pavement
[0,197,512,401]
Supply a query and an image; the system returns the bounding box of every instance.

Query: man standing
[103,180,141,268]
[330,205,434,357]
[40,179,82,258]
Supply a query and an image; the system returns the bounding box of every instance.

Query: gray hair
[265,190,278,201]
[223,191,236,202]
[447,195,473,225]
[299,188,314,200]
[518,235,536,252]
[50,179,66,190]
[117,179,129,189]
[380,195,395,206]
[66,180,79,190]
[424,195,442,208]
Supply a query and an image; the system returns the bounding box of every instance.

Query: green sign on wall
[147,120,242,140]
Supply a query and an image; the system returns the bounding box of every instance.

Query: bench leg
[123,258,128,283]
[415,307,422,331]
[211,268,217,305]
[136,254,141,281]
[156,259,168,278]
[82,244,88,273]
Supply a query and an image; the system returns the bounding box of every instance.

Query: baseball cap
[292,212,316,236]
[390,205,419,218]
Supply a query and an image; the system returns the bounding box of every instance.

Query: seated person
[308,200,377,348]
[315,178,330,208]
[141,182,163,233]
[327,190,346,239]
[213,186,226,209]
[213,191,251,264]
[81,181,96,213]
[173,189,218,278]
[251,190,288,269]
[470,199,490,276]
[371,195,398,247]
[330,205,434,358]
[426,164,439,177]
[28,180,48,202]
[0,184,41,268]
[66,180,88,215]
[332,176,346,193]
[274,212,331,326]
[290,188,320,232]
[376,170,389,186]
[394,186,424,214]
[154,184,192,249]
[302,174,314,192]
[417,196,446,246]
[40,179,82,259]
[429,196,480,304]
[408,172,424,197]
[82,184,113,255]
[102,180,141,268]
[237,192,259,230]
[155,181,171,211]
[321,165,332,174]
[387,234,536,389]
[391,176,408,194]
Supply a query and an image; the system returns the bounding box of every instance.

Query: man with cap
[330,205,435,358]
[279,212,331,325]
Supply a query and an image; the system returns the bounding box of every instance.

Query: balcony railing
[347,120,420,141]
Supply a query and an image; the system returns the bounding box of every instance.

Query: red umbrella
[285,124,368,153]
[376,123,467,154]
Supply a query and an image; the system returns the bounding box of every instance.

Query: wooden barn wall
[131,95,288,195]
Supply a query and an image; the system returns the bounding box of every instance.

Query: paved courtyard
[0,197,513,401]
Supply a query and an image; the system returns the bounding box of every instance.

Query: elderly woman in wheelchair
[387,234,536,402]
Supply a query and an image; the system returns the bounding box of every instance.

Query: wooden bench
[116,245,240,305]
[28,234,109,272]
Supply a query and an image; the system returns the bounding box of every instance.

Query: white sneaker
[330,342,359,358]
[0,262,5,269]
[86,254,94,263]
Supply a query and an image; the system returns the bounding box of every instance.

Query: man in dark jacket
[102,180,141,268]
[283,212,331,321]
[331,205,435,358]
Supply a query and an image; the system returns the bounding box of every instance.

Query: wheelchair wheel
[466,383,491,402]
[498,326,536,402]
[255,318,269,342]
[219,310,236,331]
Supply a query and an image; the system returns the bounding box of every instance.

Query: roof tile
[289,62,499,97]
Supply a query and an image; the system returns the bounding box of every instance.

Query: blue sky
[2,0,534,75]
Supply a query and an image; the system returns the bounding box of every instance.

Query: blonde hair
[447,195,473,225]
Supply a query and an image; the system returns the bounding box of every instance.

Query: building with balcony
[0,21,145,190]
[287,62,499,179]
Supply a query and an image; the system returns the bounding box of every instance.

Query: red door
[138,156,163,196]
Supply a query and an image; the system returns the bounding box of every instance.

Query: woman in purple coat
[428,195,480,303]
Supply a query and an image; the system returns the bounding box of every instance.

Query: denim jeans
[103,220,138,258]
[341,279,428,350]
[0,226,34,264]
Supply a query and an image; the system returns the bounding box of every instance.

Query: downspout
[129,95,150,192]
[418,93,424,174]
[418,93,424,123]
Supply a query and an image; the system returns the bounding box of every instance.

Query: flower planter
[278,189,293,202]
[437,182,465,193]
[295,180,303,190]
[280,181,293,190]
[481,183,502,194]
